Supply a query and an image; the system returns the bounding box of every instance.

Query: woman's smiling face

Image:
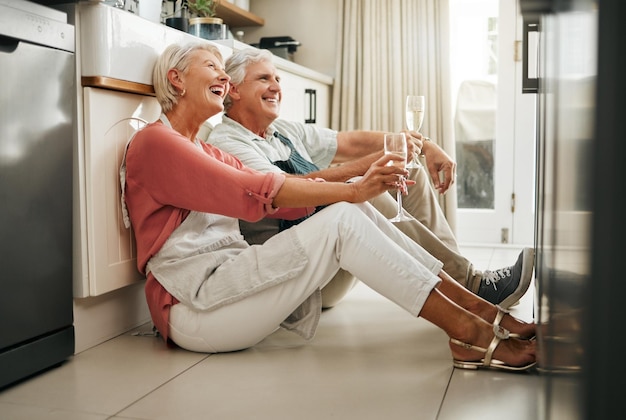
[183,49,231,115]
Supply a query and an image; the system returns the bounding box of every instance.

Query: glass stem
[396,188,403,217]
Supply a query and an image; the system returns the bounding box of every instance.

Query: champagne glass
[405,95,425,168]
[384,133,413,222]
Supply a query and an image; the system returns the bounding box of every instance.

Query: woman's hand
[273,155,415,209]
[350,154,415,202]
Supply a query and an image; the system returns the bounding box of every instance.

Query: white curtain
[331,0,457,230]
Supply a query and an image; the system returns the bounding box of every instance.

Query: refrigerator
[0,0,75,389]
[521,0,626,418]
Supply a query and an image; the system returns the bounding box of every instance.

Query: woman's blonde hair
[153,42,224,113]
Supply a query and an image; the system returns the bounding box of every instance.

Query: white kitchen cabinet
[267,56,332,127]
[278,69,331,127]
[74,87,161,297]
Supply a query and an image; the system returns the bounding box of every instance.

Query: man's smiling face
[235,60,282,121]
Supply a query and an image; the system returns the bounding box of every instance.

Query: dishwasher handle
[0,35,19,54]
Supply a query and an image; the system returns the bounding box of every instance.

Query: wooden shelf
[215,1,264,27]
[81,76,155,96]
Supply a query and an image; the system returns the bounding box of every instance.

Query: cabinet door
[278,69,330,127]
[76,88,161,297]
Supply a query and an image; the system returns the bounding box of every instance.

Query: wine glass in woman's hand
[384,133,413,222]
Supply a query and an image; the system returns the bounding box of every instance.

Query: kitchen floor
[0,245,581,420]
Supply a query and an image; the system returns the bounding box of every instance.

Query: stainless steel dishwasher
[0,0,75,389]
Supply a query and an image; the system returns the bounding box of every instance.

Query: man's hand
[404,130,423,160]
[421,140,457,194]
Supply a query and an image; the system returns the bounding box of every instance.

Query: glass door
[450,0,536,245]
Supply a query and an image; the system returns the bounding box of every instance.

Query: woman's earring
[181,88,186,97]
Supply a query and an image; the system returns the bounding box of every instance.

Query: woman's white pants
[169,202,442,353]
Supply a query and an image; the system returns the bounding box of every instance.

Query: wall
[240,0,340,78]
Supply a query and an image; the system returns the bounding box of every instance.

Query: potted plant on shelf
[187,0,227,40]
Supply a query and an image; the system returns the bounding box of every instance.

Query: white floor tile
[438,369,544,420]
[0,402,108,420]
[0,331,207,417]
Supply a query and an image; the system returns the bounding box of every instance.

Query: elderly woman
[121,42,536,372]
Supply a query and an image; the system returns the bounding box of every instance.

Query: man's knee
[321,269,359,308]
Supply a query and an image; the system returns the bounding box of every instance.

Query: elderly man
[206,48,533,309]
